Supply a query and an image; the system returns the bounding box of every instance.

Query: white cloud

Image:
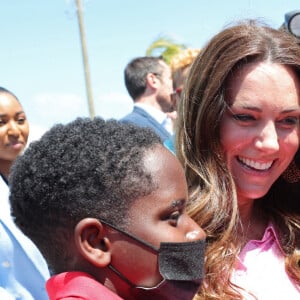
[95,92,133,120]
[28,92,89,129]
[28,124,47,143]
[25,91,133,142]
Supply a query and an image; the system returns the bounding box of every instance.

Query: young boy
[9,118,206,300]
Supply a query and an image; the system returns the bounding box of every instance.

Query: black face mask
[101,220,206,300]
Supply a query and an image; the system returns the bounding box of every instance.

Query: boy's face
[107,145,206,289]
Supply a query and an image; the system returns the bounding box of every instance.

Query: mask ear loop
[99,219,158,252]
[108,262,167,289]
[101,219,160,288]
[108,264,136,287]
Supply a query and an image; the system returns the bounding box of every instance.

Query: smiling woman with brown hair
[176,21,300,299]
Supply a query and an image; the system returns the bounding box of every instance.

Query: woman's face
[220,62,300,204]
[0,93,29,162]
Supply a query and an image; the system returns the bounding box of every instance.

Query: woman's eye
[232,114,255,122]
[278,116,299,127]
[17,118,26,124]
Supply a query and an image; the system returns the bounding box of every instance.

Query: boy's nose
[185,217,206,242]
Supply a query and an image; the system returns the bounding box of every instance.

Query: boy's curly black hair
[9,117,161,273]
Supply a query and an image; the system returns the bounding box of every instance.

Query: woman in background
[164,48,200,153]
[0,87,49,299]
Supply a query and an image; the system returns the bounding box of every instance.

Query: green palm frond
[146,37,187,64]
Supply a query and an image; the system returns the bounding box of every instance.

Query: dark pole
[75,0,95,119]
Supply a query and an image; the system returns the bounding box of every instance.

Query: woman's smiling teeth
[238,156,273,171]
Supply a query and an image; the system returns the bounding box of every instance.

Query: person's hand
[170,87,183,111]
[165,111,178,130]
[166,111,177,121]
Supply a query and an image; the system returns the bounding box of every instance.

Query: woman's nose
[254,122,279,153]
[7,121,20,137]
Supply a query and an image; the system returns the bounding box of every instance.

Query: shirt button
[2,261,11,268]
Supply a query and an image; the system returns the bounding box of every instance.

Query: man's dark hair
[9,117,161,273]
[124,56,165,100]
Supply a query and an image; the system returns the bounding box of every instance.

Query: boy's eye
[161,200,185,226]
[167,211,181,226]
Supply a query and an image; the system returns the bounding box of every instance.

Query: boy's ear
[74,218,111,268]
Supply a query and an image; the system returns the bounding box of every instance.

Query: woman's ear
[74,218,112,268]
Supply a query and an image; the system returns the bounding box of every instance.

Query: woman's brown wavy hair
[176,20,300,299]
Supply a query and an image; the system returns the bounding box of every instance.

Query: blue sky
[0,0,299,140]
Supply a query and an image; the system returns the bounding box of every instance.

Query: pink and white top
[231,223,300,299]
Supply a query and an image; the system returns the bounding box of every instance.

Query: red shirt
[46,271,124,300]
